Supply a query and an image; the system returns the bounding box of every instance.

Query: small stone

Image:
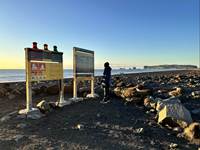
[14,134,24,142]
[173,127,182,132]
[150,109,156,113]
[0,87,7,96]
[76,124,84,130]
[96,113,101,117]
[114,125,120,130]
[96,122,101,126]
[148,122,153,126]
[104,124,109,128]
[146,111,150,114]
[113,134,119,138]
[27,109,44,119]
[17,123,27,129]
[150,140,155,145]
[169,143,178,149]
[8,94,15,100]
[8,111,18,116]
[135,128,144,134]
[86,93,99,98]
[22,143,44,150]
[49,102,57,109]
[191,108,200,115]
[0,115,10,122]
[17,114,26,119]
[109,130,114,134]
[177,133,184,138]
[192,91,200,98]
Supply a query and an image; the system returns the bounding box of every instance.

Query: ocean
[0,69,179,83]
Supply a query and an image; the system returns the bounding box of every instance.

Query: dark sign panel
[26,48,63,62]
[74,47,94,77]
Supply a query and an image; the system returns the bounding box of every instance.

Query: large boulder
[183,122,200,144]
[168,87,182,97]
[144,96,157,109]
[78,87,90,93]
[121,87,137,98]
[153,89,170,99]
[78,87,90,97]
[114,87,122,97]
[156,97,181,112]
[136,88,151,97]
[114,86,150,103]
[36,100,52,113]
[157,97,192,128]
[116,81,126,87]
[142,81,160,90]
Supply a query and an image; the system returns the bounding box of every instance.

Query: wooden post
[91,51,95,97]
[25,48,32,112]
[73,48,77,98]
[91,77,94,97]
[73,77,77,98]
[59,60,64,102]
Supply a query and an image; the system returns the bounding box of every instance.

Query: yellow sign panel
[25,48,64,82]
[28,62,63,81]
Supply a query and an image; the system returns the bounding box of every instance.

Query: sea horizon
[0,68,188,83]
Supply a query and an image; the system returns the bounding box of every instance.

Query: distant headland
[144,64,198,69]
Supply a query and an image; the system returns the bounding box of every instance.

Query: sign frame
[19,45,68,116]
[73,47,95,98]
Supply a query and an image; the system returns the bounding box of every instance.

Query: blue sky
[0,0,199,69]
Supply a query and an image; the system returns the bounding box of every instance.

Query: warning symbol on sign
[31,63,45,71]
[31,63,46,80]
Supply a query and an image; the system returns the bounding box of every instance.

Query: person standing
[101,62,112,104]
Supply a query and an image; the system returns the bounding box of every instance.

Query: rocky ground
[0,70,200,150]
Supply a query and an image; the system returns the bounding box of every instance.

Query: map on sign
[74,47,94,77]
[26,48,63,81]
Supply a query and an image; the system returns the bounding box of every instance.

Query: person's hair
[104,62,109,67]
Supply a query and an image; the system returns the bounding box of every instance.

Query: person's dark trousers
[103,84,110,100]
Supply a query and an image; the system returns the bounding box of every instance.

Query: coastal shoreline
[0,69,200,149]
[0,69,198,84]
[0,68,197,84]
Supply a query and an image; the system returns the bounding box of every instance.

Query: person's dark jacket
[103,66,112,85]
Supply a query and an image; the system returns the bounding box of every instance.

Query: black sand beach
[0,70,200,150]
